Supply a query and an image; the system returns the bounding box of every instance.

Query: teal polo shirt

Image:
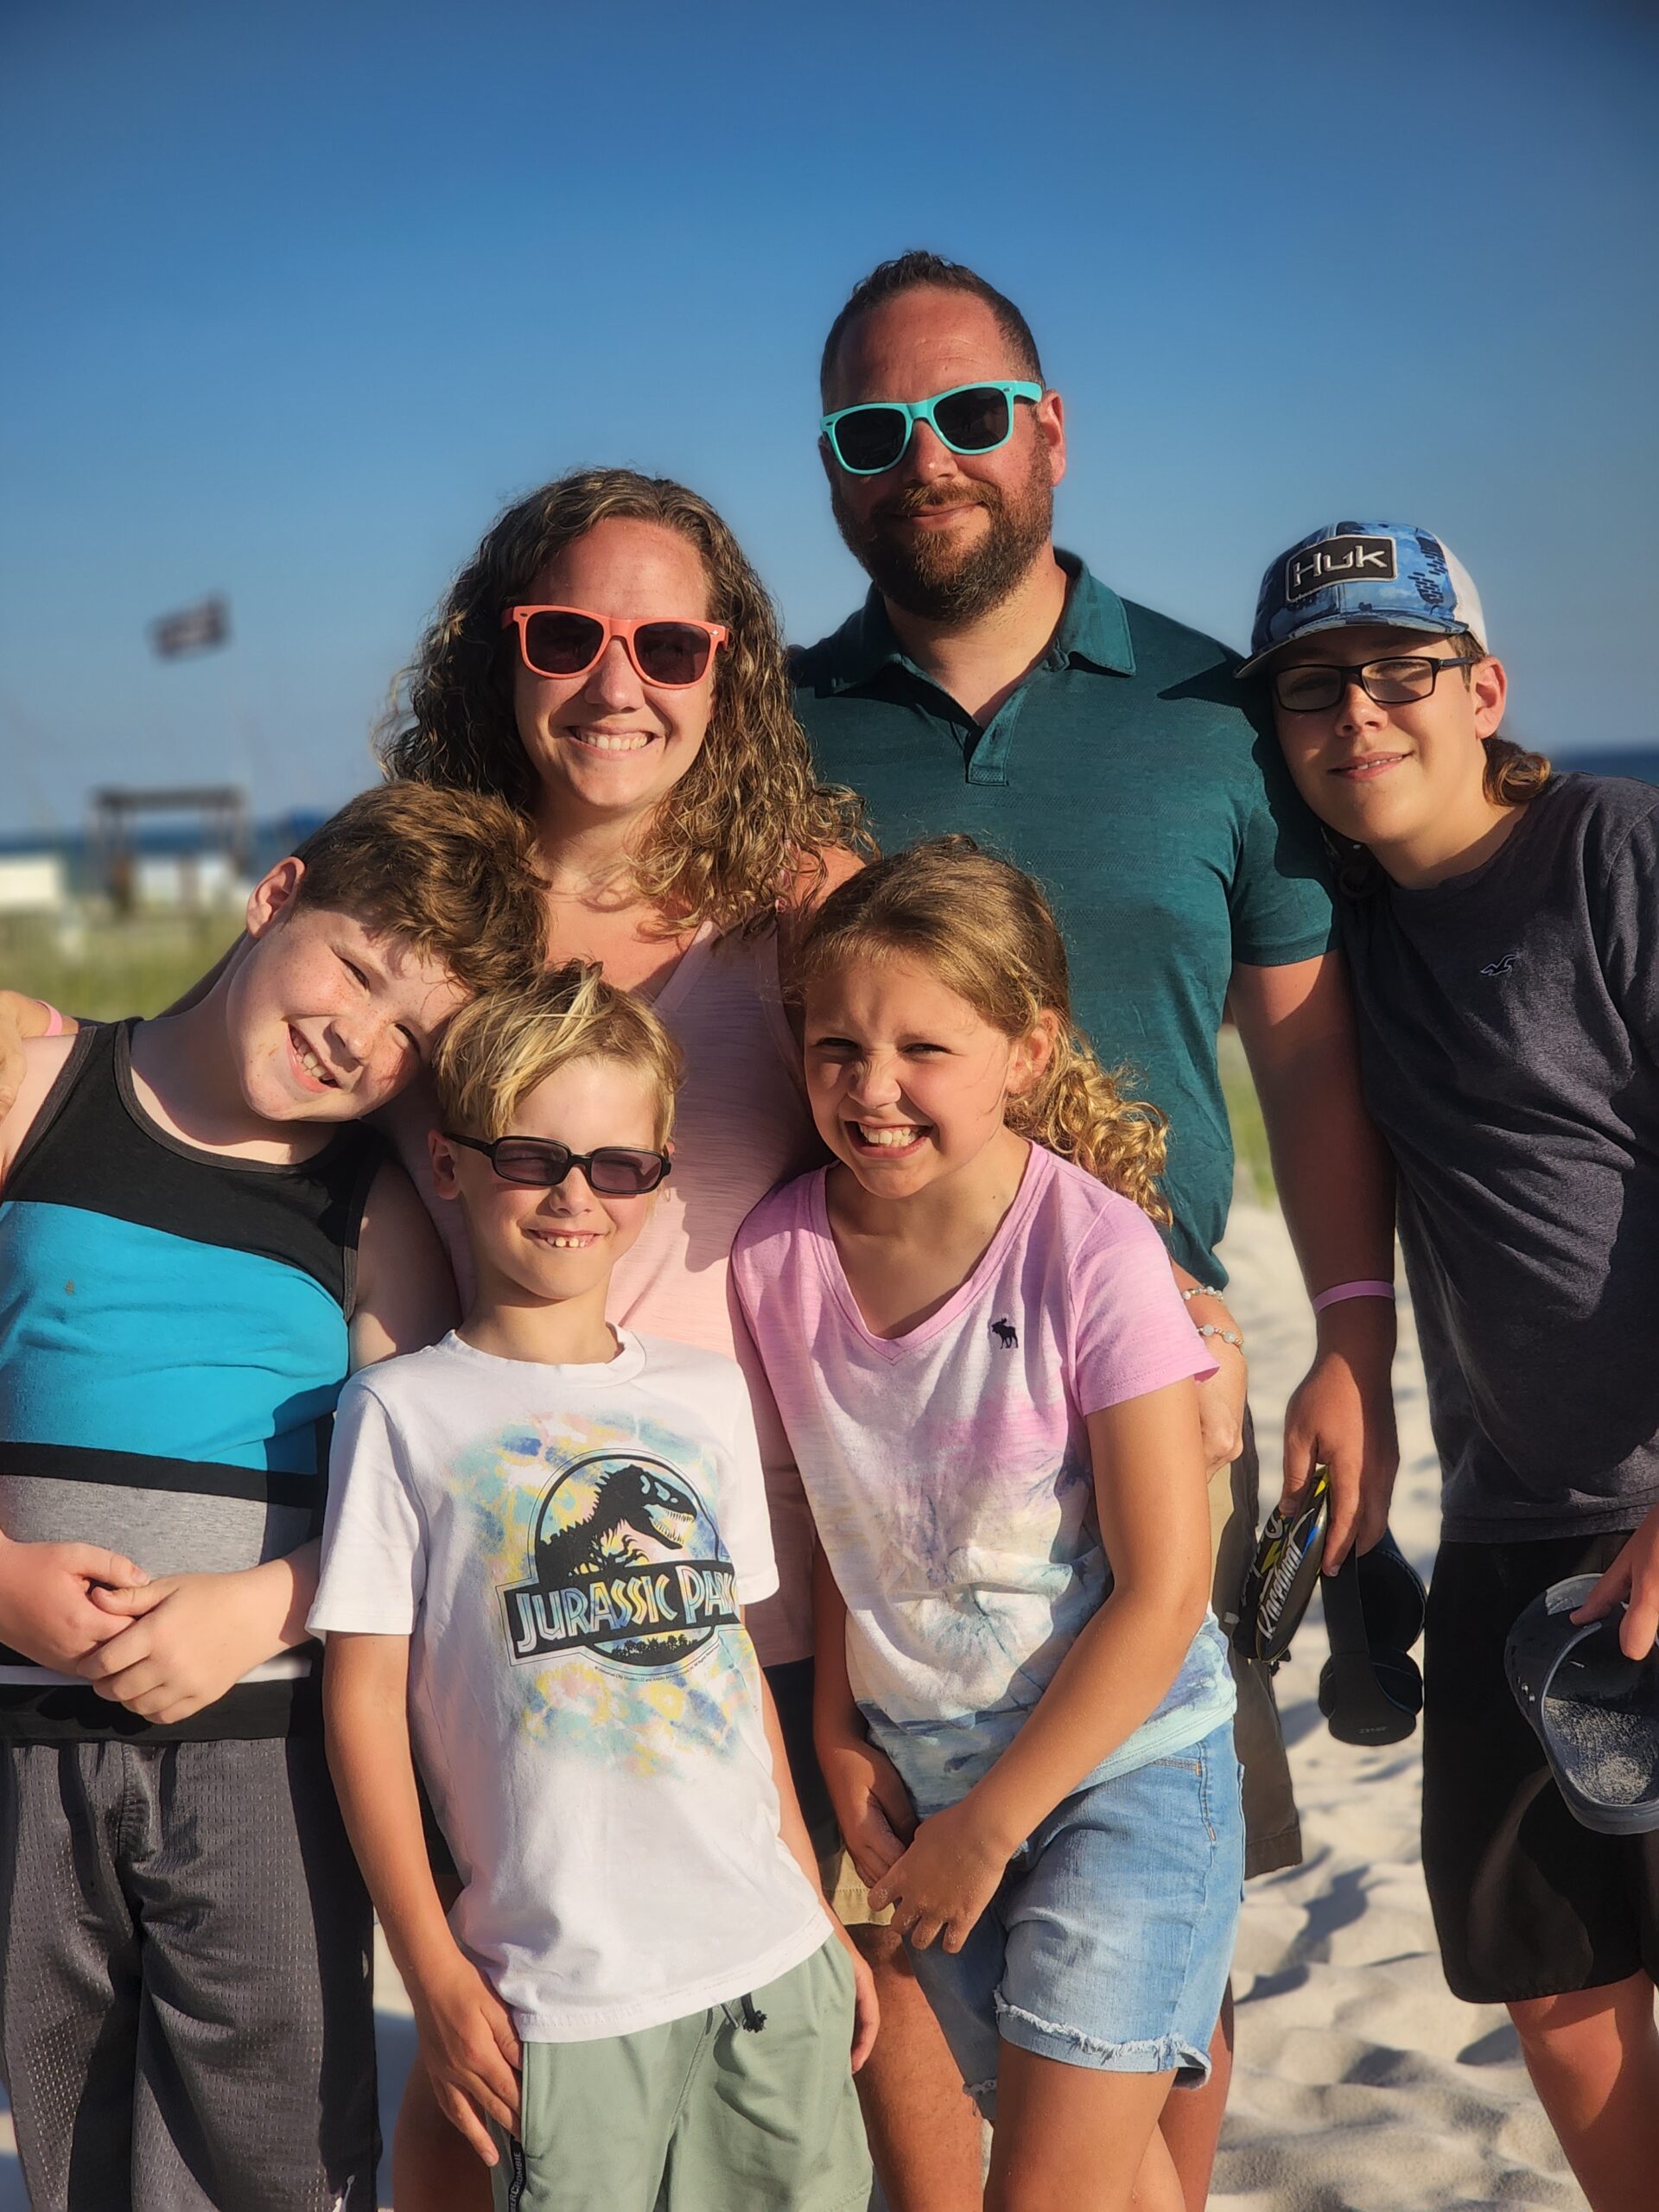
[792,553,1335,1281]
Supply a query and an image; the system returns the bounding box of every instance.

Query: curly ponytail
[793,837,1172,1223]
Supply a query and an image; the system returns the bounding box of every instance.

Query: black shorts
[1422,1532,1659,2005]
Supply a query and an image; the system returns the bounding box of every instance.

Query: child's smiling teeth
[857,1123,926,1147]
[530,1228,600,1249]
[291,1029,339,1086]
[573,730,652,753]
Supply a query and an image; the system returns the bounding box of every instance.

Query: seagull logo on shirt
[1479,953,1518,978]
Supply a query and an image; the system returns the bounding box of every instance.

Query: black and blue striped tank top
[0,1020,383,1739]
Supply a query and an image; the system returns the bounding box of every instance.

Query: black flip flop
[1504,1575,1659,1835]
[1319,1531,1426,1745]
[1233,1468,1330,1669]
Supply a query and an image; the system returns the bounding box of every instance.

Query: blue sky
[3,0,1655,836]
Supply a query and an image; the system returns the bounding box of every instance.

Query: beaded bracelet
[1195,1323,1243,1351]
[1180,1284,1225,1303]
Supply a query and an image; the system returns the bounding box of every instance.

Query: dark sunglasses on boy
[820,380,1044,476]
[1272,652,1481,715]
[502,606,728,690]
[445,1133,672,1197]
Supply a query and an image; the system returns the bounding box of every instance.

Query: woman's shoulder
[777,842,863,924]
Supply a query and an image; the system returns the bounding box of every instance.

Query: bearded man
[789,252,1398,2212]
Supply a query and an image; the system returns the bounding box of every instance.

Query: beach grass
[0,912,242,1022]
[1220,1023,1274,1204]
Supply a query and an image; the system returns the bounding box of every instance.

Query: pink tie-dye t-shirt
[732,1142,1234,1813]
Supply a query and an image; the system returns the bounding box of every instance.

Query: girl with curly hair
[731,839,1245,2212]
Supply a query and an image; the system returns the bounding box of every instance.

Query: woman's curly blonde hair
[378,467,869,937]
[793,837,1172,1223]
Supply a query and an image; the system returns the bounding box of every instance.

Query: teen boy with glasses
[1246,521,1659,2212]
[791,250,1398,2212]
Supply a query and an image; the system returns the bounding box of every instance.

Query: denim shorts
[906,1723,1244,2119]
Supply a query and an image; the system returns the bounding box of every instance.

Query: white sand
[1211,1200,1582,2212]
[0,1201,1590,2210]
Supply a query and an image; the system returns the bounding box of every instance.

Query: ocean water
[1556,747,1659,785]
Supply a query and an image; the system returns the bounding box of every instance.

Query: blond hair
[794,838,1170,1223]
[378,467,871,937]
[433,963,683,1147]
[292,783,548,997]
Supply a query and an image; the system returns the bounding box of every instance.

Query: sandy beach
[1210,1201,1581,2212]
[0,1199,1588,2210]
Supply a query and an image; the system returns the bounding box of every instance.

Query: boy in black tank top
[0,784,545,2212]
[1241,523,1659,2212]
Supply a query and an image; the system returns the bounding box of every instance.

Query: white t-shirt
[309,1330,827,2042]
[733,1144,1235,1816]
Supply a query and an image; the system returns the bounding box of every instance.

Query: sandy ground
[1209,1201,1580,2212]
[0,1199,1586,2209]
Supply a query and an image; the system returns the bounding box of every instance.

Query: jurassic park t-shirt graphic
[502,1450,741,1669]
[309,1333,831,2043]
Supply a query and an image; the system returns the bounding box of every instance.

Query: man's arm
[1230,952,1398,1564]
[324,1631,520,2166]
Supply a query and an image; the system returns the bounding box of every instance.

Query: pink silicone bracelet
[1312,1280,1395,1313]
[36,1000,66,1039]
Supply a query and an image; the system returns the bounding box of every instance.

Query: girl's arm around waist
[323,1631,520,2169]
[868,1377,1213,1952]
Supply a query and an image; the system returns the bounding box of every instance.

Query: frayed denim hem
[995,1994,1211,2087]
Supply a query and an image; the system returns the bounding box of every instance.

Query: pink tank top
[610,922,823,1665]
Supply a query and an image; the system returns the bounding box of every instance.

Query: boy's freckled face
[442,1058,664,1308]
[1268,623,1503,850]
[804,957,1041,1200]
[230,893,468,1124]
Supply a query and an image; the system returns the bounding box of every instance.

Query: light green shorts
[490,1936,871,2212]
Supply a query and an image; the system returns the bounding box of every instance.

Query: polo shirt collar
[820,550,1135,694]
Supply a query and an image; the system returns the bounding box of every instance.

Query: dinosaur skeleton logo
[501,1451,739,1671]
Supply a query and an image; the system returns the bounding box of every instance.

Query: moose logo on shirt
[500,1450,740,1672]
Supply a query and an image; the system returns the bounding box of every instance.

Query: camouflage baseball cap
[1239,522,1486,676]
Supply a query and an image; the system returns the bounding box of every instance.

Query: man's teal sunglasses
[820,380,1045,475]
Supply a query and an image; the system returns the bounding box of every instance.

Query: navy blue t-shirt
[1337,772,1659,1539]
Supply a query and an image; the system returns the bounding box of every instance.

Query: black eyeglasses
[445,1133,671,1195]
[1273,653,1481,715]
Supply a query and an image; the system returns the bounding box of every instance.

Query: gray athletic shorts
[0,1733,377,2211]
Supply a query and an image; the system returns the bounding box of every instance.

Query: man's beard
[830,439,1054,625]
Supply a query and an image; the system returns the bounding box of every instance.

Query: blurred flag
[149,596,231,658]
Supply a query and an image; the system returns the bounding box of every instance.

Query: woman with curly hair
[377,468,874,2204]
